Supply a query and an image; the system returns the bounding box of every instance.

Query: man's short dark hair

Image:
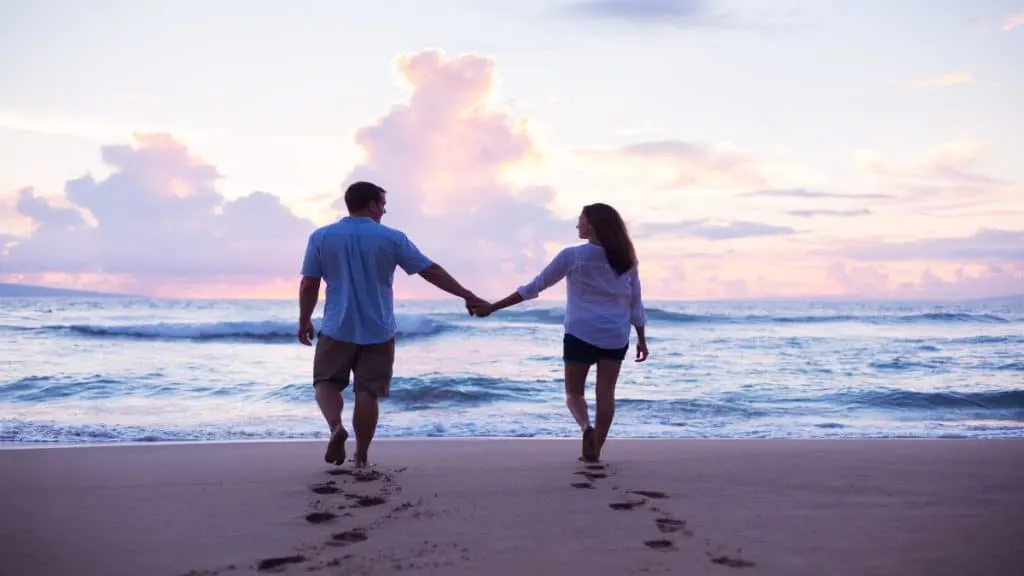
[344,181,386,213]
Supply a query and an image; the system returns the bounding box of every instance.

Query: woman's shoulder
[555,243,593,257]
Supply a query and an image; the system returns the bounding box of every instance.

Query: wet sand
[2,438,1022,575]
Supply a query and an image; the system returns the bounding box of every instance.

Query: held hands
[463,293,496,318]
[464,294,493,318]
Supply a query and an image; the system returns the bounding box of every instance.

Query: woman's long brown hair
[582,203,637,276]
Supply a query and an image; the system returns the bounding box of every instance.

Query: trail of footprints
[250,465,416,573]
[572,462,755,569]
[242,458,757,572]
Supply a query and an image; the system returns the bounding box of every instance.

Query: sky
[1,0,1022,300]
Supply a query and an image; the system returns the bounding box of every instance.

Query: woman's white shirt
[516,243,646,349]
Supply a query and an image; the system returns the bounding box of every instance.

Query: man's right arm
[418,264,478,301]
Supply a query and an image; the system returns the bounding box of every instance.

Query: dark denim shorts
[563,333,628,365]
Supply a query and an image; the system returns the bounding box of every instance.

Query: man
[298,180,484,467]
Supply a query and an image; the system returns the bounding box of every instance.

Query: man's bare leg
[315,382,348,464]
[594,359,622,461]
[353,389,379,467]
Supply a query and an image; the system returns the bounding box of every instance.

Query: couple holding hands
[298,181,648,468]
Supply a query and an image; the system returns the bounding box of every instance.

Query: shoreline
[0,434,1001,451]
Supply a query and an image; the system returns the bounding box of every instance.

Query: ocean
[1,297,1022,444]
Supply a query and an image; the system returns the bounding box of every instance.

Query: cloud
[827,260,1024,301]
[905,264,1023,300]
[845,229,1024,262]
[826,262,891,296]
[579,140,768,191]
[555,0,796,30]
[913,72,973,87]
[332,50,573,291]
[0,193,34,250]
[0,109,221,141]
[1,133,315,284]
[856,141,1006,197]
[787,209,872,218]
[0,51,575,296]
[1003,14,1024,31]
[745,188,893,200]
[638,219,796,240]
[561,0,707,23]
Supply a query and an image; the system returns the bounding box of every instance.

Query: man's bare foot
[325,427,348,465]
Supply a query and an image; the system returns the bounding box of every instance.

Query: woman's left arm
[630,266,649,361]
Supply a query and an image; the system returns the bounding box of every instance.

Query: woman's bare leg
[564,362,591,430]
[564,362,596,460]
[594,358,622,460]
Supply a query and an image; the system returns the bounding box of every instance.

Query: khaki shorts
[313,333,395,398]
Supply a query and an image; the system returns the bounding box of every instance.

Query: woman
[474,203,648,462]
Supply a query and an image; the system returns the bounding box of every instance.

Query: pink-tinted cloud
[903,264,1023,300]
[0,51,574,298]
[857,141,1006,197]
[335,50,574,296]
[1,133,316,286]
[1002,14,1024,31]
[744,188,893,200]
[1,50,1019,302]
[787,209,872,218]
[826,262,892,296]
[845,229,1024,262]
[827,261,1023,300]
[913,72,973,87]
[637,219,796,240]
[579,140,768,191]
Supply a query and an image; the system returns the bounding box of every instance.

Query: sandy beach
[1,438,1022,576]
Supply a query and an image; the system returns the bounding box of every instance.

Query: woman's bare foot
[581,426,598,462]
[354,450,370,469]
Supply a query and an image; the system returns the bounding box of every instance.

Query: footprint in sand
[609,499,645,511]
[256,555,306,571]
[574,471,607,481]
[310,482,341,495]
[305,511,338,524]
[353,470,383,482]
[344,494,387,508]
[585,464,605,471]
[628,489,668,499]
[655,518,685,533]
[330,529,369,546]
[571,482,596,489]
[644,539,675,551]
[709,554,756,568]
[325,468,385,483]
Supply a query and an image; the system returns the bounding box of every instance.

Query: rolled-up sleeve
[300,232,322,278]
[395,233,434,275]
[517,248,573,300]
[629,266,646,327]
